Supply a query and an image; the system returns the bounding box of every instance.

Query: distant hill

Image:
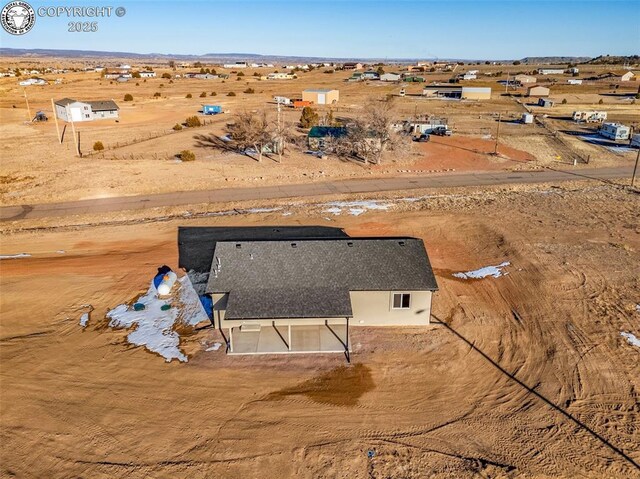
[586,55,640,65]
[520,56,592,65]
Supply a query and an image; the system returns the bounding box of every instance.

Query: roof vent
[347,241,354,247]
[398,241,406,246]
[235,243,242,249]
[291,242,297,248]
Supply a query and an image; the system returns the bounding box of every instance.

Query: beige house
[620,71,635,82]
[302,88,339,105]
[527,85,550,97]
[515,74,537,84]
[203,237,437,360]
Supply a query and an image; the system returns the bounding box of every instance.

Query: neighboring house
[19,78,47,86]
[599,122,631,140]
[194,73,217,79]
[461,73,477,80]
[266,72,296,80]
[302,88,339,105]
[223,62,248,69]
[204,236,438,358]
[94,66,105,72]
[307,126,348,150]
[620,71,635,82]
[567,79,583,85]
[54,98,119,122]
[538,68,564,75]
[514,74,537,84]
[538,97,555,108]
[361,70,380,80]
[527,85,550,97]
[380,72,402,82]
[348,72,363,82]
[342,62,363,70]
[139,71,156,78]
[422,85,491,99]
[403,75,425,82]
[273,96,291,105]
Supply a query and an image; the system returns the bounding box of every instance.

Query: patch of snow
[349,208,365,216]
[620,332,640,349]
[56,250,65,254]
[322,200,393,216]
[243,207,282,214]
[205,342,222,352]
[323,207,343,215]
[79,312,90,327]
[0,253,31,259]
[453,262,511,279]
[106,276,209,362]
[282,212,293,216]
[635,304,640,313]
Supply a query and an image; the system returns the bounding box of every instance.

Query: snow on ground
[79,312,90,327]
[107,276,209,362]
[620,332,640,349]
[636,304,640,313]
[205,343,222,352]
[453,262,511,279]
[322,200,393,216]
[0,253,31,260]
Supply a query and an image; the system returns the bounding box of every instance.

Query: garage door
[70,107,83,122]
[317,93,325,104]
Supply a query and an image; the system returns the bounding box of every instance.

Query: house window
[392,293,411,309]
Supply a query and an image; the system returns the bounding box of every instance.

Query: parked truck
[273,96,291,105]
[572,110,607,123]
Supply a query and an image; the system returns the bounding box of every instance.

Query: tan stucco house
[180,227,437,360]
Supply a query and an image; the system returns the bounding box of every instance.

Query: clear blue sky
[2,0,639,59]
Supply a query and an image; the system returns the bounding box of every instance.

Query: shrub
[253,72,260,76]
[135,82,140,86]
[169,79,173,84]
[227,91,236,96]
[598,99,604,104]
[154,92,161,98]
[244,87,255,94]
[172,123,183,131]
[124,93,133,101]
[200,91,207,97]
[132,71,141,78]
[562,98,567,104]
[237,71,244,77]
[210,91,217,96]
[186,93,192,98]
[236,77,242,81]
[93,141,104,151]
[161,72,171,79]
[185,115,201,128]
[300,106,319,128]
[180,150,196,161]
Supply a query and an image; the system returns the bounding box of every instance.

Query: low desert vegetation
[93,141,104,151]
[184,116,201,128]
[179,149,196,161]
[172,123,183,131]
[123,93,133,101]
[186,93,192,98]
[199,92,207,98]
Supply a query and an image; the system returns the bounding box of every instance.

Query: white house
[54,98,119,122]
[139,71,156,78]
[461,73,477,80]
[223,62,248,69]
[538,68,564,75]
[567,79,583,85]
[266,72,296,80]
[621,72,635,82]
[380,72,402,82]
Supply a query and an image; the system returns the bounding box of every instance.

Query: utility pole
[632,147,639,188]
[23,89,31,121]
[51,98,61,143]
[276,101,282,163]
[494,112,502,154]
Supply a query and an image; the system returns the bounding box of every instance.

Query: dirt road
[0,165,634,221]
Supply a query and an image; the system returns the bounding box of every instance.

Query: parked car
[431,127,451,136]
[413,134,430,142]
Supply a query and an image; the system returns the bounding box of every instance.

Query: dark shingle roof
[178,226,349,273]
[54,98,77,107]
[88,100,119,111]
[206,238,437,320]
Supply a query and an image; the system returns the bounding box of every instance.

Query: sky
[1,0,639,59]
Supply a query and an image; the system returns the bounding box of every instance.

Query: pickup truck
[431,127,452,136]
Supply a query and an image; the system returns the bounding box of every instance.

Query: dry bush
[180,150,196,161]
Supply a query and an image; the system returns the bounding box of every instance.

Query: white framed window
[392,292,411,309]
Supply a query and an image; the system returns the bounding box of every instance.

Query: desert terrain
[1,180,639,478]
[1,59,638,206]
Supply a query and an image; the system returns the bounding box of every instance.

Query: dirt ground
[1,60,637,206]
[1,182,639,478]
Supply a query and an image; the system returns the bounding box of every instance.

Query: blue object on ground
[133,303,145,311]
[160,304,171,311]
[367,450,375,458]
[199,295,213,319]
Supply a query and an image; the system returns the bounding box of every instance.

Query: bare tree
[228,110,271,162]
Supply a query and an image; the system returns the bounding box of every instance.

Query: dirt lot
[1,182,639,478]
[1,60,637,206]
